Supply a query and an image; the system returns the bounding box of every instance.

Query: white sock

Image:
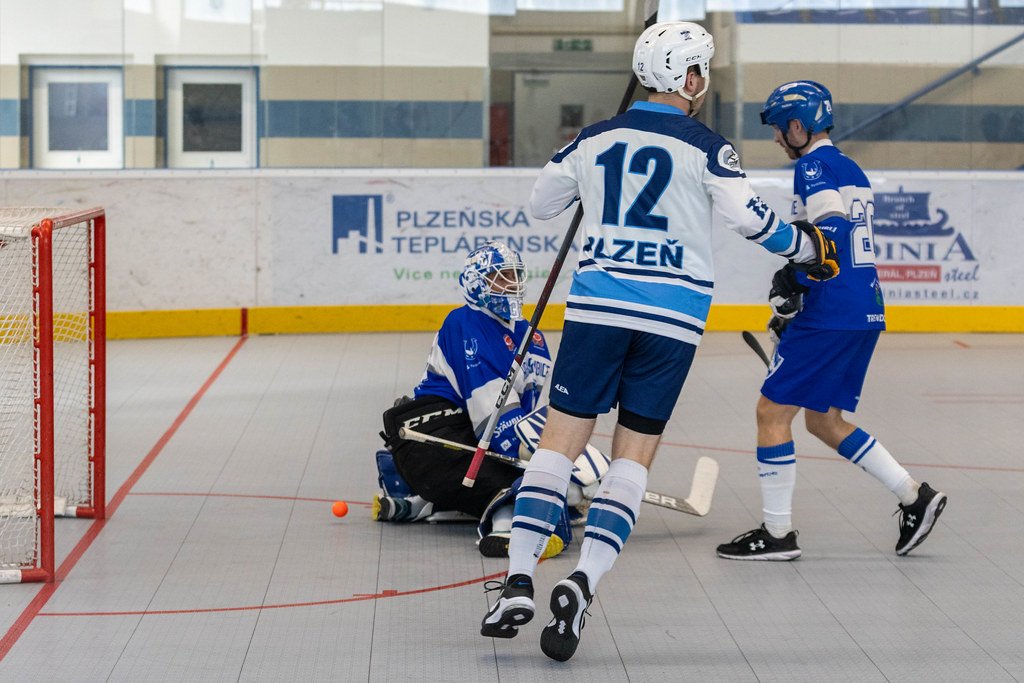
[758,442,796,538]
[507,448,574,578]
[574,458,647,594]
[837,429,918,505]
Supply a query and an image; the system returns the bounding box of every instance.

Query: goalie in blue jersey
[374,240,609,559]
[717,80,948,562]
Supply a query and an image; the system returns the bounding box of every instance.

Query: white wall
[0,0,488,67]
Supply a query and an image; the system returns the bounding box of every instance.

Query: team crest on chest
[503,334,515,351]
[464,338,480,366]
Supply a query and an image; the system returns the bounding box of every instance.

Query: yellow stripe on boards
[104,304,1024,339]
[107,309,242,339]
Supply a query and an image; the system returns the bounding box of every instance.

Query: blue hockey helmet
[760,80,834,134]
[459,241,527,321]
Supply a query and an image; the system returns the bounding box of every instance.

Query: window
[32,68,123,169]
[166,68,256,168]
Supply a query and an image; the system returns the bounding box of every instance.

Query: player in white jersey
[480,22,840,661]
[716,81,947,562]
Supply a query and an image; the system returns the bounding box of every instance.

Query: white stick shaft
[399,427,717,516]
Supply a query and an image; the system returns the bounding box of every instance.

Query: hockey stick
[643,457,718,517]
[741,330,771,369]
[403,426,718,517]
[400,426,523,468]
[462,2,661,489]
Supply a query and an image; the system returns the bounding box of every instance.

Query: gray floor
[0,331,1022,681]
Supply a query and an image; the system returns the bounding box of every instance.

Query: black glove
[790,220,839,281]
[769,265,808,320]
[767,315,789,346]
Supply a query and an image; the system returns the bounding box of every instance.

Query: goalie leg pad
[478,475,572,554]
[375,449,413,498]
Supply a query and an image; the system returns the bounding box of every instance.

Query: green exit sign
[553,38,593,52]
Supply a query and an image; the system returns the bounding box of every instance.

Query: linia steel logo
[332,194,384,254]
[873,187,976,284]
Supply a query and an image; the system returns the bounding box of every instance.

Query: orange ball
[332,500,349,518]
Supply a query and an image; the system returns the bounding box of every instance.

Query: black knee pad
[549,402,598,420]
[618,408,666,435]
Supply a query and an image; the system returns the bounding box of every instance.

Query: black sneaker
[480,574,535,638]
[540,571,593,662]
[895,482,947,556]
[717,524,801,561]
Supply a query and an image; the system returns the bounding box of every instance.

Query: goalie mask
[761,80,834,135]
[459,241,527,321]
[633,21,715,101]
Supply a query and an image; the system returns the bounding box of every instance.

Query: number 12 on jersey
[596,142,672,231]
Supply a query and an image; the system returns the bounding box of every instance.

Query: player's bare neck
[647,92,691,116]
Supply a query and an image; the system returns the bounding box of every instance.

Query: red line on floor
[931,399,1024,404]
[39,570,506,617]
[128,492,372,507]
[0,336,249,661]
[593,432,1024,474]
[954,340,971,349]
[922,393,1024,398]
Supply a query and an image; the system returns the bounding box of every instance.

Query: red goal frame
[5,207,106,583]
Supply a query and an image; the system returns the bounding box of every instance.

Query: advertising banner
[259,171,580,307]
[263,169,1020,309]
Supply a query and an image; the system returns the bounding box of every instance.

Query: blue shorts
[548,320,697,422]
[761,324,880,413]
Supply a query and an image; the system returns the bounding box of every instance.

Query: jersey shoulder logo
[801,159,823,181]
[718,144,742,173]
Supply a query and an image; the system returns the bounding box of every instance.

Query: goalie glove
[768,265,808,320]
[789,220,839,282]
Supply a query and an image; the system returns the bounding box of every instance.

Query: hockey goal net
[0,207,105,583]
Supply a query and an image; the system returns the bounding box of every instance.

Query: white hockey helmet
[633,21,715,100]
[459,240,527,321]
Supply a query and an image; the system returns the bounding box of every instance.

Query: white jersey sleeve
[530,148,580,220]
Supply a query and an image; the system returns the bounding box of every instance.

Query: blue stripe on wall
[265,100,482,139]
[8,97,483,140]
[0,99,18,136]
[733,103,1024,144]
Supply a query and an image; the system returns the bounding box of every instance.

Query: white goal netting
[0,208,97,573]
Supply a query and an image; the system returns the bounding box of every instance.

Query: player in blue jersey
[716,80,947,562]
[480,23,840,661]
[374,241,604,559]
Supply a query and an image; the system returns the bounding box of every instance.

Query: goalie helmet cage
[0,207,106,584]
